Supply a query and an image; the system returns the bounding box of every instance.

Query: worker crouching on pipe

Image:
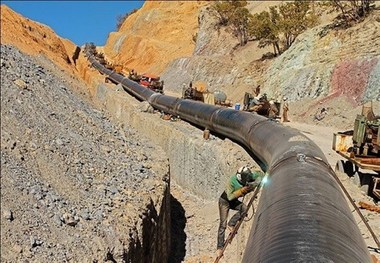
[217,166,264,257]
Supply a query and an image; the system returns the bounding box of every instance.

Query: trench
[90,81,256,262]
[83,47,372,262]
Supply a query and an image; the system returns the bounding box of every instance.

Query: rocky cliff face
[160,4,275,100]
[0,5,78,74]
[160,4,379,108]
[263,12,380,105]
[103,1,207,75]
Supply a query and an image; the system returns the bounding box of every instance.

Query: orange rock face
[103,1,208,76]
[1,4,77,74]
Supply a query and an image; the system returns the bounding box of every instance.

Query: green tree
[211,1,252,46]
[230,6,252,46]
[212,1,234,26]
[248,8,281,55]
[329,0,374,23]
[279,1,319,49]
[248,1,318,56]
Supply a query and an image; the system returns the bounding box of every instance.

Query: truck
[139,74,164,94]
[332,102,380,199]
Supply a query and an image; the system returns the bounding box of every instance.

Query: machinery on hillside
[128,71,164,94]
[332,102,380,199]
[243,92,280,119]
[182,81,232,107]
[139,74,164,94]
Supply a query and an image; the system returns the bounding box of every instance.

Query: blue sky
[2,1,144,46]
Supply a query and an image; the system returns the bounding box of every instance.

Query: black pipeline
[85,46,371,262]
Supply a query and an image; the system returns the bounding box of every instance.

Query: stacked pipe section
[84,45,371,262]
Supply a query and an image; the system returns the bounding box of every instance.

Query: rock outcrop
[263,12,380,104]
[0,5,78,74]
[103,1,208,75]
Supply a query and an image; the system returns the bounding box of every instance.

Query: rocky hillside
[161,5,380,105]
[0,5,79,74]
[0,44,169,262]
[103,1,208,75]
[157,3,379,129]
[263,13,380,104]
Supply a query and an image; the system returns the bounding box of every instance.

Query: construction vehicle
[182,81,232,107]
[139,74,164,94]
[128,69,142,83]
[127,71,164,94]
[332,101,380,199]
[243,92,280,119]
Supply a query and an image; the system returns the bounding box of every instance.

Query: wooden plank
[336,151,380,171]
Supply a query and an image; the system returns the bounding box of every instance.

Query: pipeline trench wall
[84,47,371,262]
[92,82,256,262]
[94,83,256,198]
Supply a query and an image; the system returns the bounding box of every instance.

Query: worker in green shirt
[216,166,263,256]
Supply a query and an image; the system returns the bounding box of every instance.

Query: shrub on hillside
[249,2,318,56]
[325,0,375,27]
[116,9,138,31]
[211,1,318,55]
[211,1,252,46]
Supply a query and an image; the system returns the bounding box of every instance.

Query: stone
[53,214,62,226]
[63,213,79,227]
[56,138,64,146]
[3,209,13,221]
[13,244,23,254]
[139,101,153,113]
[80,210,90,221]
[14,79,27,89]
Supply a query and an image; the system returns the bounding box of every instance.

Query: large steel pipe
[84,47,371,262]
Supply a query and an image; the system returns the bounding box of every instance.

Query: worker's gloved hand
[241,185,253,195]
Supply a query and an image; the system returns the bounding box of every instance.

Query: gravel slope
[1,45,168,262]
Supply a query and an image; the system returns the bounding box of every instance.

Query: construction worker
[254,85,261,97]
[282,97,290,122]
[216,166,263,257]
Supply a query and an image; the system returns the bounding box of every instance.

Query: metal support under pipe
[85,48,371,262]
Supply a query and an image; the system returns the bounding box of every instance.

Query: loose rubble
[0,45,168,262]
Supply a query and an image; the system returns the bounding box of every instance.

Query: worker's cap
[269,100,274,105]
[237,166,254,185]
[283,97,288,101]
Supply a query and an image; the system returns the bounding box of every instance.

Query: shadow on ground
[168,194,187,263]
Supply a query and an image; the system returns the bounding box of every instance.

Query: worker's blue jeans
[217,197,247,249]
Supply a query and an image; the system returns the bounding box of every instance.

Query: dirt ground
[170,119,380,262]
